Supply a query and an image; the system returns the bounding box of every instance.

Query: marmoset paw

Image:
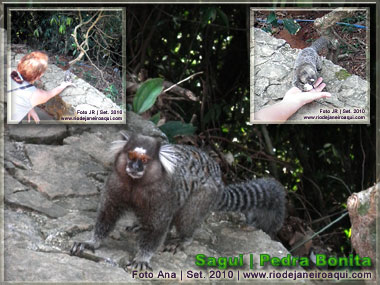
[125,260,153,272]
[70,241,96,256]
[163,238,188,254]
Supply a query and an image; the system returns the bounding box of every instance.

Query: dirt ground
[254,10,367,79]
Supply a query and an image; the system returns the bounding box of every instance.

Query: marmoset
[293,37,329,91]
[70,133,286,271]
[42,69,74,120]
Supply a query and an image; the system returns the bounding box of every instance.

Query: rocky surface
[2,112,301,282]
[250,27,369,123]
[9,50,124,123]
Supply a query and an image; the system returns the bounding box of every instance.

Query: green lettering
[195,254,206,267]
[362,257,372,267]
[207,257,217,267]
[260,254,270,266]
[299,257,309,266]
[338,256,348,266]
[328,256,337,266]
[316,254,326,266]
[271,257,280,266]
[218,257,227,269]
[282,254,291,266]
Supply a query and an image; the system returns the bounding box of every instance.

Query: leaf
[159,121,197,142]
[267,12,277,26]
[133,78,164,114]
[262,25,273,34]
[50,15,58,26]
[150,112,161,125]
[283,18,301,35]
[66,17,72,26]
[33,29,39,37]
[344,228,351,238]
[216,7,229,29]
[201,7,217,27]
[59,25,65,34]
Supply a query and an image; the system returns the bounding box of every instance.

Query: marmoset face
[125,147,152,179]
[298,65,318,91]
[112,133,177,180]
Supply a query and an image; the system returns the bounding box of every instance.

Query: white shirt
[10,79,36,122]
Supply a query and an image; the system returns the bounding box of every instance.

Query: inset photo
[7,8,125,124]
[250,8,370,124]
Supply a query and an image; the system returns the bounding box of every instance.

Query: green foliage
[262,12,300,35]
[201,7,217,27]
[335,69,351,81]
[133,78,164,114]
[159,121,197,142]
[283,18,301,35]
[340,12,366,33]
[341,13,366,25]
[344,228,351,239]
[200,7,229,29]
[104,84,118,101]
[266,11,278,28]
[150,112,161,125]
[55,55,66,67]
[11,10,122,62]
[83,71,97,84]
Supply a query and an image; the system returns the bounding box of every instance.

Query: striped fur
[217,178,286,236]
[162,144,285,236]
[169,145,224,206]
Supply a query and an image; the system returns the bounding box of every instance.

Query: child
[9,51,73,123]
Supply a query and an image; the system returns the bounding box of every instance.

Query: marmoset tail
[70,133,286,271]
[293,37,329,91]
[217,178,285,237]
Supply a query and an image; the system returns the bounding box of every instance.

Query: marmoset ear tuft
[120,131,130,141]
[159,144,178,174]
[109,140,128,157]
[108,131,130,157]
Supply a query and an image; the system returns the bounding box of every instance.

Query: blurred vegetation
[9,5,376,257]
[11,9,123,105]
[11,10,122,66]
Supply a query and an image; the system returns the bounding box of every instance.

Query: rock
[251,28,369,123]
[3,112,298,282]
[4,174,68,218]
[54,196,99,212]
[8,124,68,144]
[5,247,133,282]
[347,184,378,266]
[63,131,117,168]
[126,111,167,141]
[4,209,45,250]
[14,144,104,199]
[41,212,96,250]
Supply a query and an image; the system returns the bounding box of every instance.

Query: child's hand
[283,77,331,107]
[60,81,75,89]
[27,108,40,124]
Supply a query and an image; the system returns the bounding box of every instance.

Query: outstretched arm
[30,82,74,107]
[254,78,331,123]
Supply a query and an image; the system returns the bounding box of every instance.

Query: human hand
[60,81,75,89]
[283,77,331,107]
[27,108,40,124]
[254,77,332,122]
